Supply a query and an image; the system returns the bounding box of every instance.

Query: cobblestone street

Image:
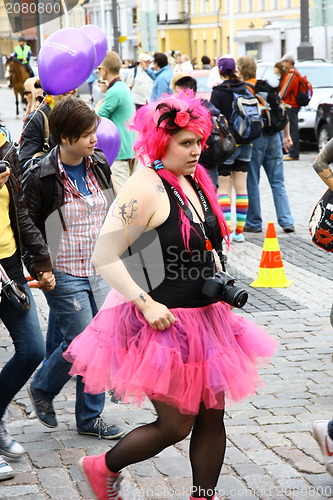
[1,84,333,499]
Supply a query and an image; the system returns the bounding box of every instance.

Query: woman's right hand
[0,168,10,189]
[140,299,177,331]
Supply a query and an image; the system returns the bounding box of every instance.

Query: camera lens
[222,286,248,308]
[233,289,248,308]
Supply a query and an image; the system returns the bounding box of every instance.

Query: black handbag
[309,188,333,252]
[216,114,237,160]
[0,264,30,313]
[200,114,236,167]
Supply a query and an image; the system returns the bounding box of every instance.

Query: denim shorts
[218,143,253,176]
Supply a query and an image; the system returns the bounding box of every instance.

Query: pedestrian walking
[210,55,254,242]
[129,53,153,109]
[64,93,278,500]
[96,51,135,191]
[0,125,55,481]
[236,56,295,234]
[22,98,124,440]
[279,54,301,161]
[145,52,173,101]
[312,137,333,474]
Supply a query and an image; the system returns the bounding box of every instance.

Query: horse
[5,56,30,116]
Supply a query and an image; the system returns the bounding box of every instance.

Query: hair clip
[152,160,164,171]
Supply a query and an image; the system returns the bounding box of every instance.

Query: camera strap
[167,176,217,252]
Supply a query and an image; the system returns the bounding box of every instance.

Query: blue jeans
[0,284,45,420]
[32,270,110,430]
[246,133,294,230]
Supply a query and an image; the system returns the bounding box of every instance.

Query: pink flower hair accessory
[152,96,192,130]
[174,111,190,127]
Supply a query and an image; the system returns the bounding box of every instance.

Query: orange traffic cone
[250,220,292,288]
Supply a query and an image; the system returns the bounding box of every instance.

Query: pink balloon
[81,25,108,67]
[38,28,96,95]
[96,117,121,166]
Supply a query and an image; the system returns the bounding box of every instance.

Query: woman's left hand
[0,168,10,189]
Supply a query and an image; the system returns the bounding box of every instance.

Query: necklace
[187,198,213,251]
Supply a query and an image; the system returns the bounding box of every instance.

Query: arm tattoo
[155,181,166,194]
[139,293,147,303]
[112,198,138,227]
[313,154,330,174]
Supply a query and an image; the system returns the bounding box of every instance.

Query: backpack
[247,80,288,136]
[229,88,263,144]
[200,113,236,167]
[295,71,313,107]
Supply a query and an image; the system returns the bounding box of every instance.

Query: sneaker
[231,231,245,243]
[0,421,24,459]
[313,420,333,475]
[282,226,295,233]
[78,453,123,499]
[0,456,14,481]
[78,417,125,440]
[27,385,57,428]
[243,226,262,233]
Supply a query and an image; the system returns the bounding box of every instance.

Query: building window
[245,41,260,59]
[132,7,137,25]
[203,38,207,57]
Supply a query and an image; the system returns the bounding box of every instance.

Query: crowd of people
[0,45,326,500]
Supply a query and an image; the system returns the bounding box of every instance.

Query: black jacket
[210,80,249,122]
[0,141,52,275]
[19,104,56,170]
[22,147,114,264]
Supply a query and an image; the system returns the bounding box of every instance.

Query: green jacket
[14,44,32,64]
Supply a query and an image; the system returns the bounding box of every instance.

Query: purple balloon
[96,117,121,166]
[38,28,96,95]
[80,25,108,67]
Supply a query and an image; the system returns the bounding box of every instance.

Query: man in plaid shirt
[23,98,125,439]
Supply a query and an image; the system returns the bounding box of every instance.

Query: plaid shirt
[54,153,108,277]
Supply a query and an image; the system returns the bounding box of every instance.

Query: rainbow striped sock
[235,194,248,234]
[218,194,231,230]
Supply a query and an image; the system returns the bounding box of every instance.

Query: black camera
[202,271,248,308]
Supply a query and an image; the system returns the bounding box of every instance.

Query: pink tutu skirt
[64,290,278,415]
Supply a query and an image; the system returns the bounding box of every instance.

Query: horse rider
[13,37,34,76]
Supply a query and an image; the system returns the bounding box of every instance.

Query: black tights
[105,400,226,500]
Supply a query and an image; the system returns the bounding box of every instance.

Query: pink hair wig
[131,93,230,249]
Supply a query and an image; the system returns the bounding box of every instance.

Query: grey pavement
[1,84,333,499]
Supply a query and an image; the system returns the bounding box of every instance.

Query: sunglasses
[23,90,32,95]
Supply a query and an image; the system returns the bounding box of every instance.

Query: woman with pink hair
[64,94,278,500]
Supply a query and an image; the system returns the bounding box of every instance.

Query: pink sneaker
[78,453,123,500]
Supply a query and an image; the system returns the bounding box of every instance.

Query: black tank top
[125,179,221,308]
